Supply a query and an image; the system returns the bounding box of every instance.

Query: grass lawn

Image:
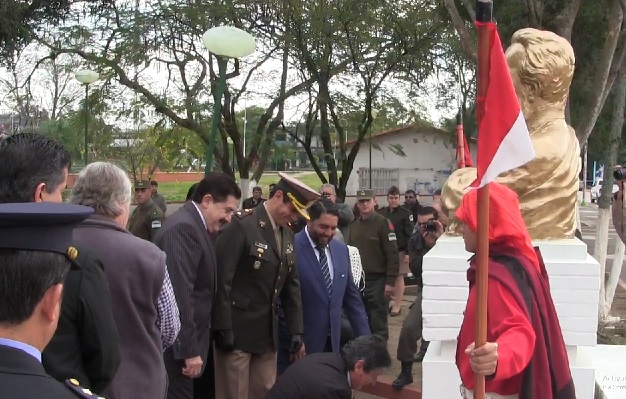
[159,171,337,202]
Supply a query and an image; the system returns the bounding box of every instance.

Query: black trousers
[193,344,215,399]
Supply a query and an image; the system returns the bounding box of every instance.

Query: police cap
[275,172,320,220]
[0,202,93,260]
[134,179,151,190]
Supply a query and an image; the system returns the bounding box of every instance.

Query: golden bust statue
[442,28,580,240]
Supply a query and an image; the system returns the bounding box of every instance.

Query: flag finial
[476,0,493,23]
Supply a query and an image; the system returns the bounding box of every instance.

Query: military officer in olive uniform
[213,173,320,399]
[377,186,414,317]
[347,189,399,341]
[127,180,165,241]
[0,202,106,399]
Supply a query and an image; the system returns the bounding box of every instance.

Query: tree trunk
[240,178,251,207]
[441,0,476,63]
[575,0,624,145]
[597,61,626,323]
[606,240,626,318]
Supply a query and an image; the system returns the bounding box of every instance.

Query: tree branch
[441,0,476,64]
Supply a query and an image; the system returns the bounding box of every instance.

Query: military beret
[0,202,93,260]
[274,172,320,220]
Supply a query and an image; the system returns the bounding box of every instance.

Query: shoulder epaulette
[235,209,253,219]
[65,379,105,398]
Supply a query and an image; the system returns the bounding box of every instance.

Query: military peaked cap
[0,202,93,261]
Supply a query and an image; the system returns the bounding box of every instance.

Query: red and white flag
[471,22,535,188]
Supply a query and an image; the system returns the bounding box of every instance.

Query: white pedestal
[588,345,626,399]
[421,235,600,399]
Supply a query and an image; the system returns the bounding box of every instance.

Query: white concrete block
[422,314,465,328]
[422,256,471,273]
[559,316,599,333]
[545,255,601,277]
[422,299,467,315]
[422,328,459,342]
[587,344,626,399]
[422,270,468,287]
[422,286,469,301]
[422,340,596,399]
[562,332,598,347]
[555,302,599,318]
[422,341,463,399]
[570,346,596,399]
[549,275,602,290]
[531,238,590,262]
[551,289,601,304]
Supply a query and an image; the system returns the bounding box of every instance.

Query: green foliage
[41,108,117,168]
[117,125,207,180]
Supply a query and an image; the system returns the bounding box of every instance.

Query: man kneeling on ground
[266,335,391,399]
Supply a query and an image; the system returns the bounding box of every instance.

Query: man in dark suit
[213,173,319,399]
[154,173,241,399]
[0,202,101,399]
[278,199,370,374]
[0,133,121,393]
[267,335,391,399]
[241,186,265,209]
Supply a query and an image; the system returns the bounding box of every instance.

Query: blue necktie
[316,245,332,296]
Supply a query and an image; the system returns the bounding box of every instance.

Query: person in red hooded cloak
[454,182,576,399]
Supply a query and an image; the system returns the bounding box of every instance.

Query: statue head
[440,167,477,235]
[505,28,575,117]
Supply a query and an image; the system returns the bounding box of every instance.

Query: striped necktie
[316,245,332,296]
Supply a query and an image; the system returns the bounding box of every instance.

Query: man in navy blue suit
[277,199,370,374]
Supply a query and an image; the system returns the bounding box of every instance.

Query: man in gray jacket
[71,162,181,399]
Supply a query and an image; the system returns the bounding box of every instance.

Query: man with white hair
[70,162,181,399]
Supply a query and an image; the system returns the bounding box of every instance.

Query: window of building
[359,168,399,195]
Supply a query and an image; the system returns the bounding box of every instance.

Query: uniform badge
[388,232,397,241]
[65,378,105,398]
[151,220,162,229]
[259,220,266,228]
[255,241,268,250]
[286,243,294,254]
[253,260,261,270]
[66,246,79,261]
[409,214,414,222]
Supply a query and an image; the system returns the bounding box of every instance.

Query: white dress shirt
[305,226,334,282]
[192,201,208,230]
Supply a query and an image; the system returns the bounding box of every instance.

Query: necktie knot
[316,244,326,252]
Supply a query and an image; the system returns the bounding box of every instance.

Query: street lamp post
[202,26,256,175]
[369,108,379,190]
[74,69,99,166]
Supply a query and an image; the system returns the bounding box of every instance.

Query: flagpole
[456,110,465,168]
[474,1,493,398]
